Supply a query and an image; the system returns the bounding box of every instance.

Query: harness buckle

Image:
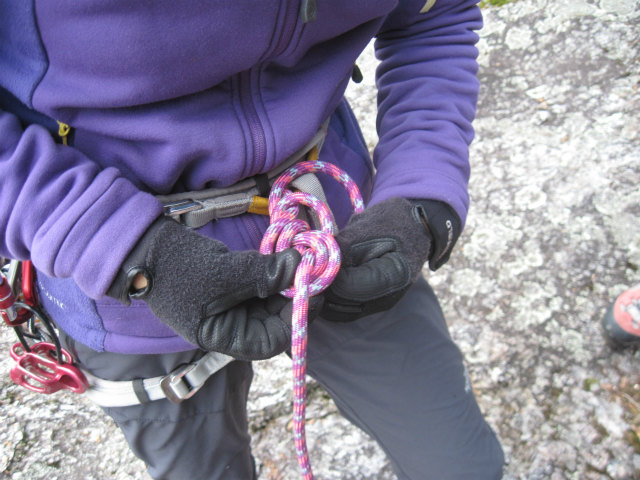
[159,362,203,403]
[163,199,202,218]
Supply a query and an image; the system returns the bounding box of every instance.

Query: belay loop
[259,160,364,479]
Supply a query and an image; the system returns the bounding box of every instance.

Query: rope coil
[259,160,364,479]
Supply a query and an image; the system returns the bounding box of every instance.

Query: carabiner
[0,272,18,325]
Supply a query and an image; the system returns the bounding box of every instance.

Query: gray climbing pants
[63,277,504,479]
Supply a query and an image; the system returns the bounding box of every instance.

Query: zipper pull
[57,121,71,145]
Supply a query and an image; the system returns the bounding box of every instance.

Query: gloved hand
[322,197,460,322]
[107,217,301,360]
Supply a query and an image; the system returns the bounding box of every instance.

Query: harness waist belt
[157,121,329,229]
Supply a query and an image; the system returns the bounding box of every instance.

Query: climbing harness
[0,260,88,394]
[260,160,364,480]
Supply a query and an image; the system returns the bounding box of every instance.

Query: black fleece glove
[107,217,301,360]
[322,197,460,323]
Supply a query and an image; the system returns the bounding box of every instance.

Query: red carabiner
[9,342,88,394]
[0,267,33,327]
[0,273,19,325]
[21,260,38,307]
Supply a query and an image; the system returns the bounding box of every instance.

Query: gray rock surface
[1,0,639,478]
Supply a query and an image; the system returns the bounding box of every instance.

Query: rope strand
[259,160,364,479]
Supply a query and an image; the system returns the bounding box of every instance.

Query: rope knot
[261,190,340,298]
[259,160,364,298]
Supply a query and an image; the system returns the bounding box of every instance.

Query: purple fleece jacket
[0,0,482,353]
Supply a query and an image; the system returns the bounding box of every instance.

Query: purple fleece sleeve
[0,110,163,298]
[372,0,483,227]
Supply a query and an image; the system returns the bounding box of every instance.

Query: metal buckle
[163,200,202,217]
[159,363,203,404]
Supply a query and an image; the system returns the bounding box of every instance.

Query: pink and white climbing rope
[259,160,364,479]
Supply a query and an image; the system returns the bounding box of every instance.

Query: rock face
[0,0,639,478]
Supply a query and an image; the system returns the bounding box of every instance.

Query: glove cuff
[106,217,168,304]
[412,199,461,271]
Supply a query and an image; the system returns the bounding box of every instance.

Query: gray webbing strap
[157,121,329,229]
[83,351,234,407]
[290,172,336,230]
[290,173,327,206]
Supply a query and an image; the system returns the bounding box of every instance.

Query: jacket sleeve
[0,110,163,298]
[372,0,482,227]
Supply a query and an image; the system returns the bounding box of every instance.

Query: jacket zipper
[237,0,300,173]
[271,0,300,58]
[242,214,265,249]
[238,68,267,172]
